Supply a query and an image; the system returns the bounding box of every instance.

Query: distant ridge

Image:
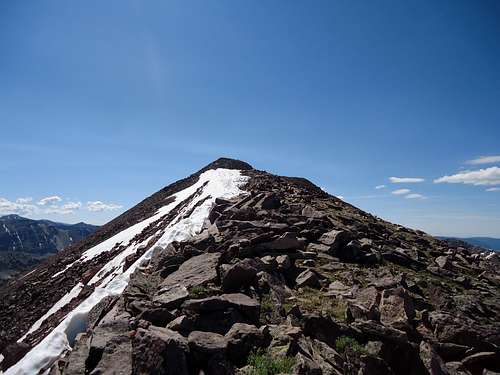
[0,215,98,281]
[438,236,500,251]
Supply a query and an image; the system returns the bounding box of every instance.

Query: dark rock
[225,323,268,365]
[220,258,264,292]
[132,325,189,375]
[419,341,451,375]
[295,269,320,289]
[318,230,352,251]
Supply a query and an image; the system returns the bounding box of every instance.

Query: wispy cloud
[486,187,500,192]
[434,167,500,186]
[405,193,426,199]
[38,196,62,206]
[87,201,123,212]
[389,177,424,183]
[465,155,500,165]
[392,188,411,195]
[16,197,33,204]
[375,185,386,190]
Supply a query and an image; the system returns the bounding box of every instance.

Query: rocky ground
[1,159,499,374]
[51,168,500,374]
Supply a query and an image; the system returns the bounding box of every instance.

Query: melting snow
[7,168,248,375]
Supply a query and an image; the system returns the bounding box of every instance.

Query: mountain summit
[1,159,499,375]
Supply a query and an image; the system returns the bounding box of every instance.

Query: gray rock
[295,269,320,289]
[379,287,415,329]
[132,325,189,375]
[318,230,352,250]
[188,331,227,355]
[225,323,267,365]
[220,258,265,292]
[155,253,221,305]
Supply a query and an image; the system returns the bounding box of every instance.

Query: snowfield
[6,169,248,375]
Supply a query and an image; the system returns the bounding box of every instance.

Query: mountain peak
[201,157,253,172]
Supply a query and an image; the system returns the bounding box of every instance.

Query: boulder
[346,286,380,322]
[220,258,265,292]
[461,352,499,374]
[436,256,453,271]
[276,254,292,270]
[295,269,320,289]
[318,230,352,251]
[188,331,227,359]
[225,323,268,365]
[379,287,415,329]
[263,232,305,251]
[419,341,450,375]
[154,253,221,307]
[132,326,189,375]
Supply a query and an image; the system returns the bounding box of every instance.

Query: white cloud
[486,187,500,192]
[389,177,425,183]
[0,198,38,216]
[465,155,500,165]
[434,167,500,186]
[375,185,386,190]
[61,201,82,210]
[16,197,33,204]
[87,201,123,212]
[405,193,426,199]
[392,189,411,195]
[38,196,62,205]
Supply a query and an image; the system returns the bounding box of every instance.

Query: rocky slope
[0,215,98,282]
[1,158,499,375]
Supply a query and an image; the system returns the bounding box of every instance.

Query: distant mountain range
[437,236,500,251]
[0,214,98,281]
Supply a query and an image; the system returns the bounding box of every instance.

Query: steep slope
[0,216,98,282]
[1,159,499,375]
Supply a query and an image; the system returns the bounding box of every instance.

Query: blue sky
[1,1,499,236]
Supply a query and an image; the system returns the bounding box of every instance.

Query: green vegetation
[260,293,282,324]
[188,285,213,299]
[245,350,296,375]
[295,287,347,321]
[335,336,365,354]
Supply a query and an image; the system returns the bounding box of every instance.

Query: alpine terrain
[0,215,98,282]
[0,158,498,375]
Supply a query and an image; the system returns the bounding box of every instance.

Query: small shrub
[245,350,296,375]
[188,285,212,299]
[335,336,365,354]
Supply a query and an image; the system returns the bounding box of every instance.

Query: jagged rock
[302,314,342,349]
[419,341,450,375]
[90,333,133,374]
[188,331,227,358]
[346,286,380,322]
[166,315,194,333]
[256,193,281,210]
[63,333,89,375]
[436,256,453,271]
[318,230,352,251]
[154,252,221,308]
[0,341,31,371]
[295,269,320,289]
[225,323,267,365]
[182,293,260,333]
[379,287,415,329]
[263,232,305,251]
[132,325,189,375]
[220,258,265,292]
[276,255,292,271]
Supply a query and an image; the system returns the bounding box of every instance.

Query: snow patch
[6,169,248,375]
